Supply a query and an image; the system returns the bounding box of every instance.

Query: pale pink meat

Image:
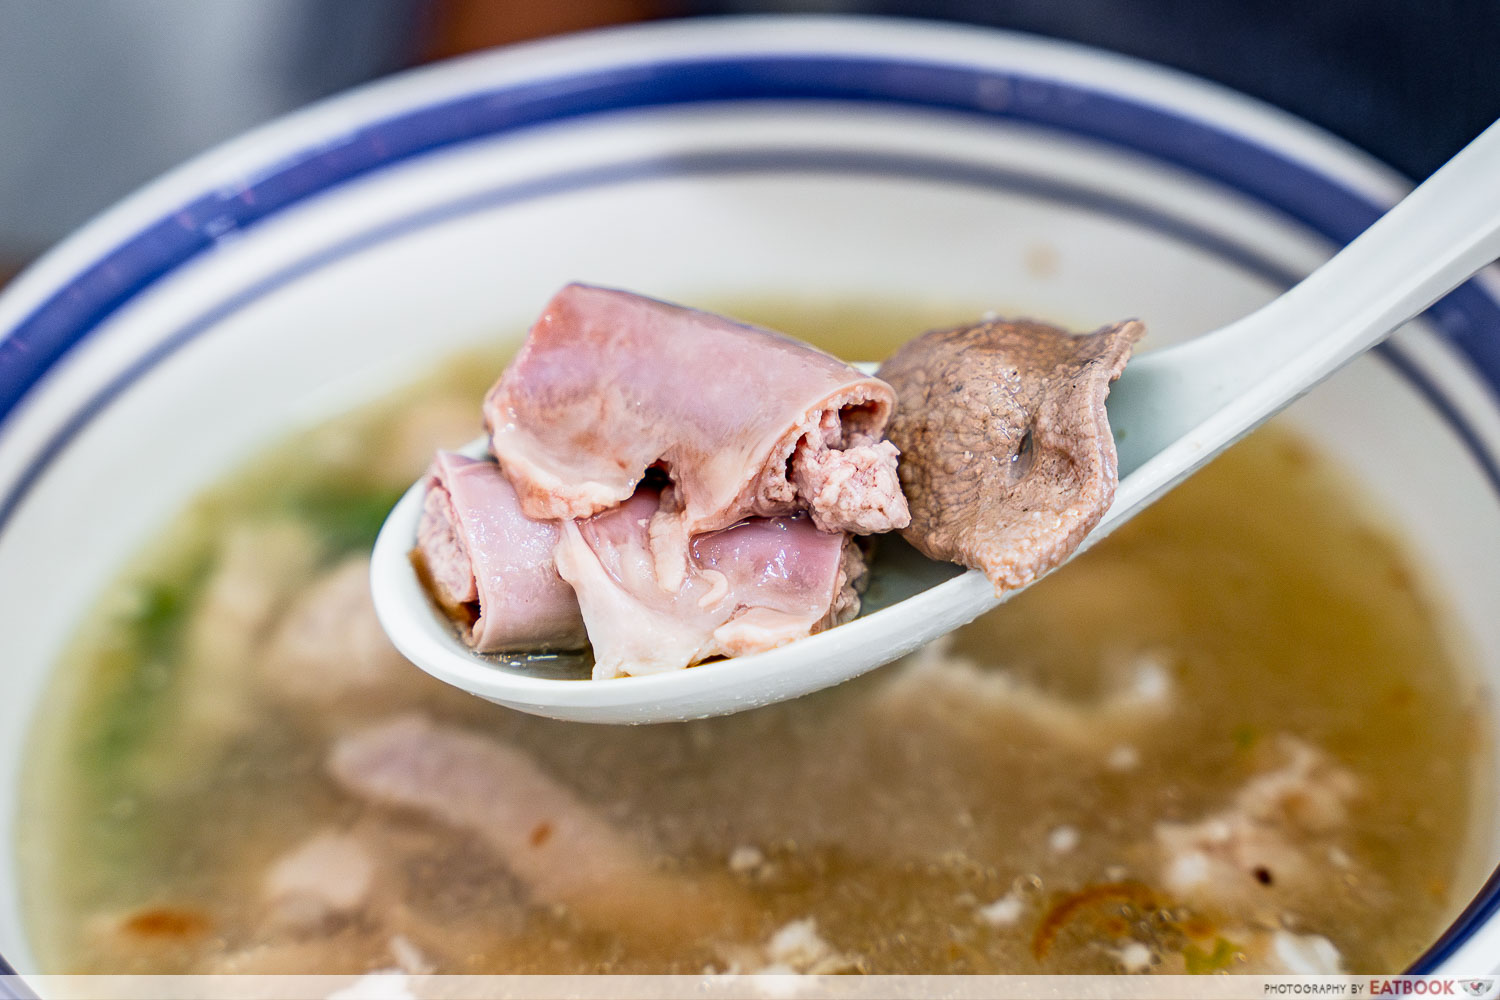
[1154,736,1361,916]
[554,487,864,679]
[259,555,428,711]
[328,715,750,941]
[790,436,904,534]
[484,285,910,543]
[415,456,862,668]
[413,451,586,652]
[261,829,374,929]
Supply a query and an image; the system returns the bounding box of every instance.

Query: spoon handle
[1107,117,1500,519]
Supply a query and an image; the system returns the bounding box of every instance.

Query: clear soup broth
[17,303,1494,975]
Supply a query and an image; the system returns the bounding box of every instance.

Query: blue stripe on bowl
[5,56,1500,426]
[0,49,1496,977]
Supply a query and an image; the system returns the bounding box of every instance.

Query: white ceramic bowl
[0,16,1496,978]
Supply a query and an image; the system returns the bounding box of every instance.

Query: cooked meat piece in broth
[328,715,752,943]
[554,487,864,679]
[415,453,864,674]
[878,317,1143,593]
[1154,736,1361,917]
[413,451,587,652]
[259,555,425,710]
[261,829,375,929]
[484,285,909,571]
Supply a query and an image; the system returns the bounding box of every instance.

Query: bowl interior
[0,22,1497,975]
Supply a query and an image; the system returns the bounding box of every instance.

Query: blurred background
[2,0,1498,289]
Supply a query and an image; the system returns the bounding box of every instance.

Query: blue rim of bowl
[0,46,1496,977]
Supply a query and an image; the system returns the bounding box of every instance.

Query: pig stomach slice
[484,284,909,541]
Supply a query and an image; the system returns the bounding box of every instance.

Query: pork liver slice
[878,317,1144,593]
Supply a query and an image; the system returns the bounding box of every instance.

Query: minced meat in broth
[18,303,1491,975]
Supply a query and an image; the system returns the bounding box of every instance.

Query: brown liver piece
[878,317,1144,593]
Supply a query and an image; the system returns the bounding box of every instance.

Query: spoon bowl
[371,117,1500,724]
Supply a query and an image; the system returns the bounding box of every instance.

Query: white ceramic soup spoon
[371,118,1500,725]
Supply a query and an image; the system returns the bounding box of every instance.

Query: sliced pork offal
[411,286,1138,677]
[413,451,587,653]
[879,317,1144,594]
[410,285,905,674]
[555,487,864,680]
[328,715,753,943]
[414,452,865,675]
[485,283,910,543]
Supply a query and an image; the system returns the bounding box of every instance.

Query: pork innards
[414,288,1142,675]
[879,317,1144,594]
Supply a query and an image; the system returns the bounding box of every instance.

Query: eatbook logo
[1460,981,1496,998]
